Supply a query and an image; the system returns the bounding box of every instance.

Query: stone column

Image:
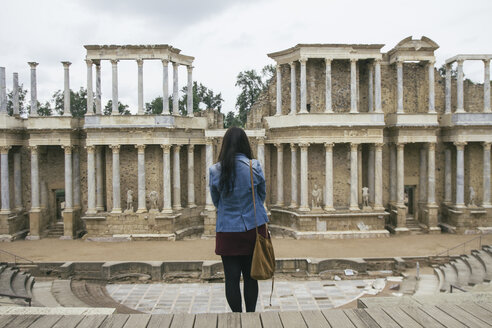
[454,142,466,206]
[289,143,297,208]
[428,60,435,113]
[350,143,359,210]
[276,65,282,115]
[484,60,491,113]
[367,63,374,112]
[456,60,465,113]
[427,143,436,205]
[299,58,308,113]
[110,145,121,213]
[137,59,144,115]
[389,144,396,203]
[324,143,334,211]
[62,146,73,210]
[205,138,214,211]
[162,59,169,114]
[172,62,179,115]
[256,137,265,171]
[187,145,195,207]
[325,59,333,113]
[172,145,182,210]
[350,59,358,113]
[95,61,102,115]
[396,61,404,113]
[86,146,96,214]
[62,61,71,117]
[13,151,21,210]
[275,143,284,206]
[0,68,6,115]
[374,59,382,112]
[396,143,405,205]
[290,62,296,115]
[299,143,309,211]
[28,62,38,117]
[136,145,146,213]
[86,60,93,115]
[187,65,193,117]
[95,146,104,211]
[30,146,40,210]
[444,147,452,203]
[419,146,427,203]
[483,142,491,207]
[111,60,119,115]
[40,181,48,210]
[73,147,80,209]
[368,145,375,204]
[374,143,384,210]
[13,73,19,116]
[161,144,172,213]
[0,146,11,213]
[445,64,451,114]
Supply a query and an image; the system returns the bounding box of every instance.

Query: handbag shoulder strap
[249,160,259,234]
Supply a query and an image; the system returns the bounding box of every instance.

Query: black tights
[221,255,258,312]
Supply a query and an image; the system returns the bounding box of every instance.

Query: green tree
[52,87,92,117]
[6,84,28,116]
[224,111,242,128]
[438,64,458,78]
[145,96,164,114]
[104,100,130,115]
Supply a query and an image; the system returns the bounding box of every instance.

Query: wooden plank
[477,302,492,314]
[381,307,421,328]
[322,309,356,328]
[437,304,489,328]
[400,306,445,328]
[194,313,218,328]
[419,305,467,328]
[75,315,107,328]
[27,315,63,328]
[99,314,130,328]
[364,308,399,328]
[241,312,262,328]
[51,315,85,328]
[458,303,492,326]
[345,309,380,328]
[0,316,15,327]
[217,313,240,328]
[147,314,173,328]
[260,312,283,328]
[122,314,151,328]
[170,313,195,328]
[5,315,40,328]
[279,311,307,328]
[301,310,330,327]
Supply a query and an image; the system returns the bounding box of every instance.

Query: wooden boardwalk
[0,302,491,328]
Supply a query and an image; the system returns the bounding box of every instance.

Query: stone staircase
[412,245,492,295]
[405,217,424,234]
[0,264,35,306]
[45,222,64,238]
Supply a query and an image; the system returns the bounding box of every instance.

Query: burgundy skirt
[215,224,267,256]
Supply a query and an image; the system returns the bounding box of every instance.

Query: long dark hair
[218,127,253,194]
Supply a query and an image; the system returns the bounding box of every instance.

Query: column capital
[396,60,403,67]
[136,59,144,66]
[457,59,465,65]
[86,145,96,153]
[375,143,384,151]
[187,65,193,72]
[110,59,119,65]
[172,61,179,68]
[274,143,283,151]
[396,142,405,150]
[62,145,73,154]
[290,143,297,152]
[93,59,101,66]
[299,57,307,64]
[428,142,436,151]
[350,58,358,64]
[161,144,171,153]
[173,144,181,152]
[206,137,215,146]
[188,144,195,152]
[350,143,359,151]
[299,142,310,149]
[428,60,435,66]
[483,59,491,66]
[28,145,38,154]
[85,59,93,66]
[162,59,169,66]
[324,142,334,151]
[276,64,281,72]
[135,144,146,153]
[289,61,296,68]
[0,146,11,154]
[374,58,382,64]
[28,62,39,68]
[483,142,492,151]
[61,61,72,68]
[454,141,467,150]
[109,144,120,153]
[324,58,332,65]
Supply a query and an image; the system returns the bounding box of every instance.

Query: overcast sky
[1,0,491,113]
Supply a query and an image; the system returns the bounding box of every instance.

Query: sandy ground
[1,234,490,263]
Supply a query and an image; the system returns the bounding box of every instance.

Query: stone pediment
[388,36,439,63]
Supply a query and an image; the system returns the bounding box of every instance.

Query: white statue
[311,184,322,209]
[149,191,158,210]
[469,186,476,207]
[126,190,133,212]
[362,187,369,207]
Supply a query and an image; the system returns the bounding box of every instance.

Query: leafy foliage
[438,64,458,78]
[52,87,93,117]
[104,100,130,115]
[6,84,28,116]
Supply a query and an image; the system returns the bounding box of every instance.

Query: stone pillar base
[63,209,75,238]
[111,208,122,214]
[202,210,216,237]
[424,204,439,233]
[29,210,41,237]
[298,206,310,212]
[161,208,173,214]
[396,205,407,229]
[394,227,410,235]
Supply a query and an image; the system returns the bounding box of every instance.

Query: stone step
[51,279,90,308]
[0,267,17,295]
[433,267,445,292]
[461,255,486,285]
[439,264,458,292]
[472,250,492,282]
[451,259,471,287]
[31,281,62,307]
[11,271,29,298]
[414,274,439,295]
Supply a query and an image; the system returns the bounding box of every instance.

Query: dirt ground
[1,234,490,263]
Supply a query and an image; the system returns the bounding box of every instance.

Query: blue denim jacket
[209,153,269,232]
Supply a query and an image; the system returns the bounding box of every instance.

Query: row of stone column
[0,147,22,213]
[273,142,384,211]
[396,60,436,113]
[276,58,383,115]
[85,59,194,116]
[445,59,491,113]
